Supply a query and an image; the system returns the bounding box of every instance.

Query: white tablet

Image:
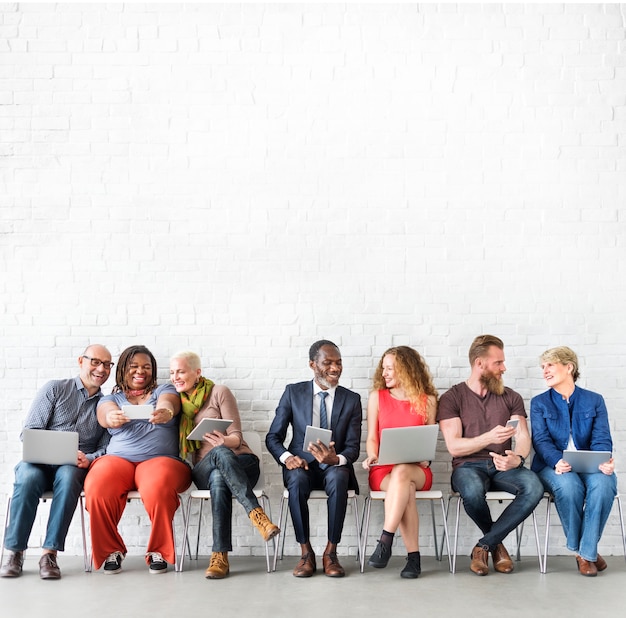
[122,404,154,420]
[303,425,332,449]
[563,450,611,474]
[186,418,233,441]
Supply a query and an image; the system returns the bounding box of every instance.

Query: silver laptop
[563,450,611,474]
[22,429,79,466]
[373,424,439,466]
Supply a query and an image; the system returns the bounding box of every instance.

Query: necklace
[127,389,146,397]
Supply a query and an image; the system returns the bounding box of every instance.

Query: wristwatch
[516,454,526,469]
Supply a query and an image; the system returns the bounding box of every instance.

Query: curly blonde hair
[371,346,437,418]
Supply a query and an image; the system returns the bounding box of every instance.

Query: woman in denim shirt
[531,346,617,577]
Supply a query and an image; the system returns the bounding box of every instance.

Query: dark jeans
[191,446,260,552]
[451,460,544,550]
[283,462,350,545]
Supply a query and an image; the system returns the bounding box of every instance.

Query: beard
[480,370,505,395]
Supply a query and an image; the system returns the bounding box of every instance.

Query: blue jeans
[3,461,88,552]
[538,466,617,562]
[451,460,544,550]
[191,446,260,552]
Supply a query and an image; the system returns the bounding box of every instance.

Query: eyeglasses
[83,356,114,370]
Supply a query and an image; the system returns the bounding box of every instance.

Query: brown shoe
[576,555,598,577]
[492,543,514,574]
[470,544,489,576]
[595,554,607,572]
[249,507,280,542]
[39,553,61,580]
[0,551,23,578]
[205,552,229,579]
[293,551,316,578]
[322,551,345,578]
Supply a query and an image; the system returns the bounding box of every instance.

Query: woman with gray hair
[530,346,617,577]
[169,351,279,579]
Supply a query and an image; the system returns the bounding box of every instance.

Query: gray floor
[3,552,626,617]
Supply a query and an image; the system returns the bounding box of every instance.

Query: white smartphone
[506,419,519,429]
[121,404,154,420]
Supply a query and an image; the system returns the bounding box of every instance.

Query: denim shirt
[530,386,613,472]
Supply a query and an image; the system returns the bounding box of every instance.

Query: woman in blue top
[530,346,616,577]
[84,345,191,575]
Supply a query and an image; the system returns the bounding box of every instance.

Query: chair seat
[360,489,450,573]
[179,431,276,574]
[274,488,360,572]
[2,491,91,573]
[446,490,542,574]
[125,490,185,572]
[542,491,625,574]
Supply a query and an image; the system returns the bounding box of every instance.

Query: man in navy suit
[266,340,362,578]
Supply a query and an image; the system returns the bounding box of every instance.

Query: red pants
[85,455,191,570]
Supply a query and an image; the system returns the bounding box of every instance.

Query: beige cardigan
[191,384,253,466]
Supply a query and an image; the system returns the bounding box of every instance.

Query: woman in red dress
[362,346,437,578]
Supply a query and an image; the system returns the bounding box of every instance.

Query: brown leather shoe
[249,507,280,542]
[39,553,61,580]
[205,552,229,579]
[576,555,598,577]
[293,551,316,578]
[322,551,345,578]
[595,554,607,572]
[492,543,514,574]
[0,551,23,578]
[470,544,489,576]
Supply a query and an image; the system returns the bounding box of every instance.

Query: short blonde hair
[170,350,202,372]
[540,346,580,382]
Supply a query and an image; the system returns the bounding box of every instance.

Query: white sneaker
[103,551,124,575]
[147,552,168,574]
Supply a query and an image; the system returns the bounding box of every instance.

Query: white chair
[446,490,543,573]
[1,491,91,572]
[541,491,626,574]
[178,431,276,573]
[273,488,360,572]
[360,489,452,573]
[125,490,187,573]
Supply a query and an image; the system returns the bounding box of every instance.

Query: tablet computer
[563,450,611,474]
[122,404,154,420]
[303,425,332,449]
[186,418,233,441]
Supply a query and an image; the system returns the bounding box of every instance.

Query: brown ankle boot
[205,552,229,579]
[249,507,280,542]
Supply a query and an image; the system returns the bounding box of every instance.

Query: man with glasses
[1,344,113,580]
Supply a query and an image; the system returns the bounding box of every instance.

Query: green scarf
[179,376,215,460]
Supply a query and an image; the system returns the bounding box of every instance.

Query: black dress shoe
[39,553,61,580]
[368,540,391,568]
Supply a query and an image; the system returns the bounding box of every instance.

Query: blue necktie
[319,391,328,429]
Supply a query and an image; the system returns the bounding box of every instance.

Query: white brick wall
[1,3,625,560]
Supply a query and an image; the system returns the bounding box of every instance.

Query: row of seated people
[0,336,617,581]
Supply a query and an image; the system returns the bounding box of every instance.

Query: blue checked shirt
[22,376,110,461]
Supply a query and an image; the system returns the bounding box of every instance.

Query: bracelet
[167,409,174,419]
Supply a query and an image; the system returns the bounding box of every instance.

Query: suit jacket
[266,380,363,491]
[530,385,613,472]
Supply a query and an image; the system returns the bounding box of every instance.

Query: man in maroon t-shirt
[437,335,543,576]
